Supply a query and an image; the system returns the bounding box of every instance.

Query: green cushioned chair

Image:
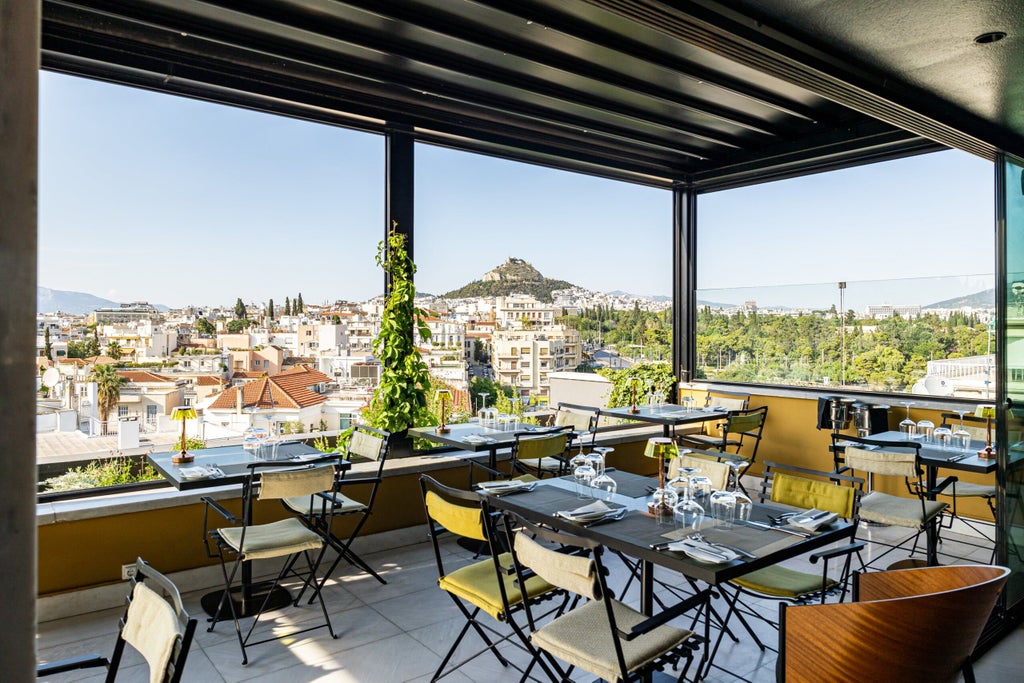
[503,511,710,683]
[711,462,866,659]
[419,475,566,682]
[677,406,767,493]
[510,426,573,479]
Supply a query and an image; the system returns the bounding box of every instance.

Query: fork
[690,533,757,558]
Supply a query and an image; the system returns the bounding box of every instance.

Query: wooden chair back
[779,564,1009,682]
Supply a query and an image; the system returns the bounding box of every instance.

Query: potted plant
[364,223,433,453]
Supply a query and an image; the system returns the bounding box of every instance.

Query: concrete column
[0,0,40,678]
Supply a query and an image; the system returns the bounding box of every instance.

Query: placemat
[660,521,802,557]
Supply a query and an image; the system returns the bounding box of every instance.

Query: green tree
[84,329,100,358]
[106,341,122,360]
[234,298,247,319]
[226,319,251,334]
[296,292,304,313]
[195,317,215,336]
[87,363,124,430]
[66,340,86,359]
[267,298,275,320]
[365,224,432,435]
[284,296,292,316]
[44,326,52,359]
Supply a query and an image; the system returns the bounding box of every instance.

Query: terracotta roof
[231,371,265,379]
[195,375,226,386]
[117,370,174,384]
[276,364,333,383]
[207,374,327,411]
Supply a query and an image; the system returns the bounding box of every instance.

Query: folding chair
[509,426,573,479]
[503,511,710,683]
[713,462,865,658]
[552,401,600,450]
[832,433,950,567]
[936,413,998,560]
[419,475,566,682]
[678,406,768,493]
[283,425,392,601]
[37,557,196,682]
[203,455,343,664]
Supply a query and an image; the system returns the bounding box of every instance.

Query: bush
[41,455,162,492]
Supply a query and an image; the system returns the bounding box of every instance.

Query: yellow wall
[38,395,996,596]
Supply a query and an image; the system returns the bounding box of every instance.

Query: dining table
[409,420,577,471]
[148,441,349,617]
[601,403,732,438]
[482,470,855,679]
[834,430,997,566]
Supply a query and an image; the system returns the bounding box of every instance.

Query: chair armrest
[468,459,507,487]
[201,496,238,524]
[810,541,866,564]
[930,475,957,497]
[337,475,382,487]
[37,655,109,676]
[618,588,714,641]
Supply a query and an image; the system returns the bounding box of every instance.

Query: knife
[743,520,811,537]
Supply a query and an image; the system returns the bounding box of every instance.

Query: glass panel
[1002,156,1024,607]
[696,274,994,396]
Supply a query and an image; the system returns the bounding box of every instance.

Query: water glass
[591,471,617,501]
[573,464,595,499]
[673,498,704,533]
[733,492,753,524]
[709,490,736,526]
[688,474,714,500]
[649,487,679,522]
[933,426,953,449]
[916,419,935,443]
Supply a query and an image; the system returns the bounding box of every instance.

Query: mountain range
[38,287,168,315]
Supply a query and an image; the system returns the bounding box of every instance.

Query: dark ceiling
[40,0,1024,191]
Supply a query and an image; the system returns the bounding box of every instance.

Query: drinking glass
[953,409,972,451]
[584,451,605,478]
[709,490,736,526]
[916,419,935,444]
[899,401,917,437]
[648,486,679,522]
[591,469,617,501]
[725,459,746,493]
[933,425,953,450]
[593,446,614,464]
[733,492,753,524]
[573,462,596,499]
[673,497,704,533]
[688,474,714,501]
[668,465,700,499]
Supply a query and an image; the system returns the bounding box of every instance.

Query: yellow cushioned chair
[419,475,566,682]
[711,462,865,660]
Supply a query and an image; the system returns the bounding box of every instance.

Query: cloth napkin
[787,508,838,531]
[667,539,739,564]
[556,500,613,521]
[477,479,534,493]
[463,434,495,444]
[178,466,224,481]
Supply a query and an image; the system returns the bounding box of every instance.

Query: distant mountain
[442,257,575,302]
[37,287,169,315]
[924,289,995,309]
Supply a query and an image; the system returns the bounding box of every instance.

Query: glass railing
[696,273,995,398]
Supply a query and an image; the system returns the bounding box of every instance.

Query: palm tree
[106,341,122,360]
[88,363,123,433]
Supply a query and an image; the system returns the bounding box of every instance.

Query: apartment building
[492,325,581,397]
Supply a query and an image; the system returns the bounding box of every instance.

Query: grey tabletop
[147,441,333,490]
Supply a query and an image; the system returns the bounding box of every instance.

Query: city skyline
[40,71,994,309]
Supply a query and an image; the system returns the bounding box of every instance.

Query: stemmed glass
[573,456,596,499]
[899,401,917,437]
[669,464,700,500]
[709,490,736,526]
[590,452,617,501]
[953,409,973,452]
[725,459,746,493]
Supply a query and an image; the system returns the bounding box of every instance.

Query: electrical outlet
[121,563,137,581]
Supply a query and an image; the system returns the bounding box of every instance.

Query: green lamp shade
[975,405,997,419]
[644,437,677,460]
[171,406,197,421]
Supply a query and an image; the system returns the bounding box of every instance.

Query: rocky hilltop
[442,257,574,302]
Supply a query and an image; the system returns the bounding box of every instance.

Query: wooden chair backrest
[780,564,1009,682]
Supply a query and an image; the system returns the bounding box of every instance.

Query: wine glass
[953,409,973,452]
[593,446,614,464]
[725,459,746,493]
[733,492,753,524]
[899,401,917,437]
[688,474,714,501]
[668,465,700,497]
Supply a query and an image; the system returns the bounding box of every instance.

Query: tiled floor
[37,521,1024,682]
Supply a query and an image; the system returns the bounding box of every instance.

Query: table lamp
[435,389,452,434]
[629,379,641,414]
[975,404,996,458]
[171,406,198,464]
[645,437,678,517]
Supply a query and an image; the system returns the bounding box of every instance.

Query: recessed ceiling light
[974,31,1007,44]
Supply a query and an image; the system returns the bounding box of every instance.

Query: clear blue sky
[38,71,994,310]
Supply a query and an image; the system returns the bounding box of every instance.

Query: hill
[924,289,995,309]
[442,257,575,302]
